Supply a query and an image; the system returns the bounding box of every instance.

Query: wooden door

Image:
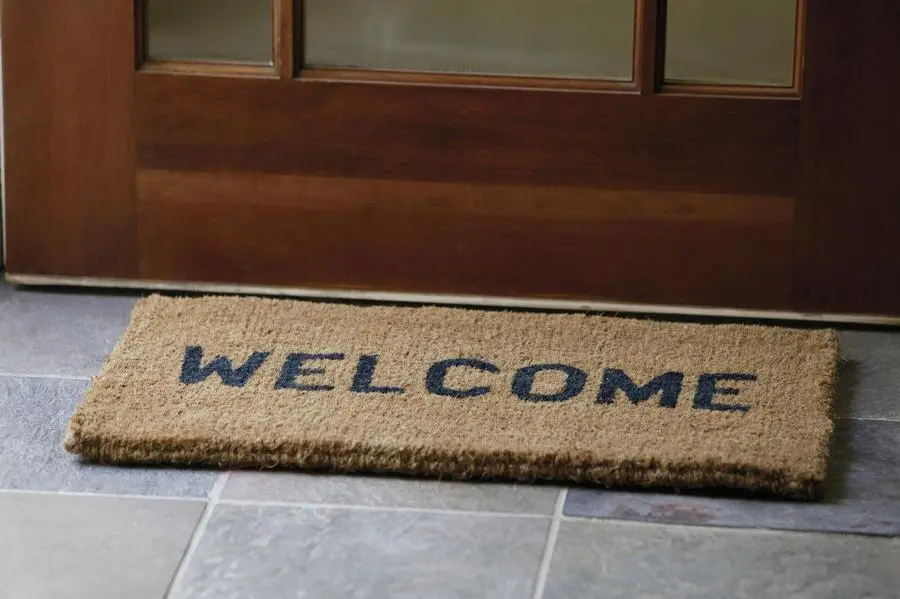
[3,1,899,319]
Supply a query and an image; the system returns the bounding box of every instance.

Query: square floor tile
[837,329,900,420]
[0,376,218,497]
[0,492,204,599]
[565,419,900,536]
[544,520,900,599]
[0,282,137,377]
[223,471,561,514]
[170,504,550,599]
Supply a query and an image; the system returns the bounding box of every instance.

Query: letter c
[426,358,500,398]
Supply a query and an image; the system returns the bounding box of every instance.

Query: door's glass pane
[147,0,273,65]
[305,0,636,80]
[665,0,798,86]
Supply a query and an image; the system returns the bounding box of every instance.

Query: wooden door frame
[3,1,899,324]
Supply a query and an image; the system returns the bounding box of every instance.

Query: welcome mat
[64,295,839,498]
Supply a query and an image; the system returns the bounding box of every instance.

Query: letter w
[180,346,270,387]
[597,369,684,408]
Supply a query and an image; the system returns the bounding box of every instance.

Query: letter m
[180,346,270,387]
[597,369,684,408]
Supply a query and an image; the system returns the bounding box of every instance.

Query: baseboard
[5,272,900,327]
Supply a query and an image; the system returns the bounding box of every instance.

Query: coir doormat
[64,295,839,498]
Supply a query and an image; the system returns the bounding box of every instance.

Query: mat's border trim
[6,273,900,327]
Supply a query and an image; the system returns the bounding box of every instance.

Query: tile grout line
[532,489,567,599]
[0,488,552,519]
[3,487,891,541]
[557,513,900,539]
[0,488,205,502]
[0,372,92,381]
[835,416,900,423]
[215,497,553,519]
[164,472,229,599]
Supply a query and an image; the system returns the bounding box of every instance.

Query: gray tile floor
[1,280,899,599]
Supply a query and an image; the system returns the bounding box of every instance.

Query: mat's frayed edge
[63,430,827,500]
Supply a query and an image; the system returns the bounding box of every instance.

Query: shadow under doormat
[64,295,839,499]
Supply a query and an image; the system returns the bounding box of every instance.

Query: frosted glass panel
[665,0,798,86]
[305,0,636,80]
[147,0,272,65]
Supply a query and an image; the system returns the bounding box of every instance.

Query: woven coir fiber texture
[65,295,839,498]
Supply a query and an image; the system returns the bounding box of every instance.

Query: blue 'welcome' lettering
[180,345,270,388]
[276,353,345,391]
[512,364,587,403]
[693,373,756,413]
[426,358,500,398]
[177,346,757,412]
[598,369,685,408]
[352,355,406,395]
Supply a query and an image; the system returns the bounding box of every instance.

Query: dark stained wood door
[3,1,899,318]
